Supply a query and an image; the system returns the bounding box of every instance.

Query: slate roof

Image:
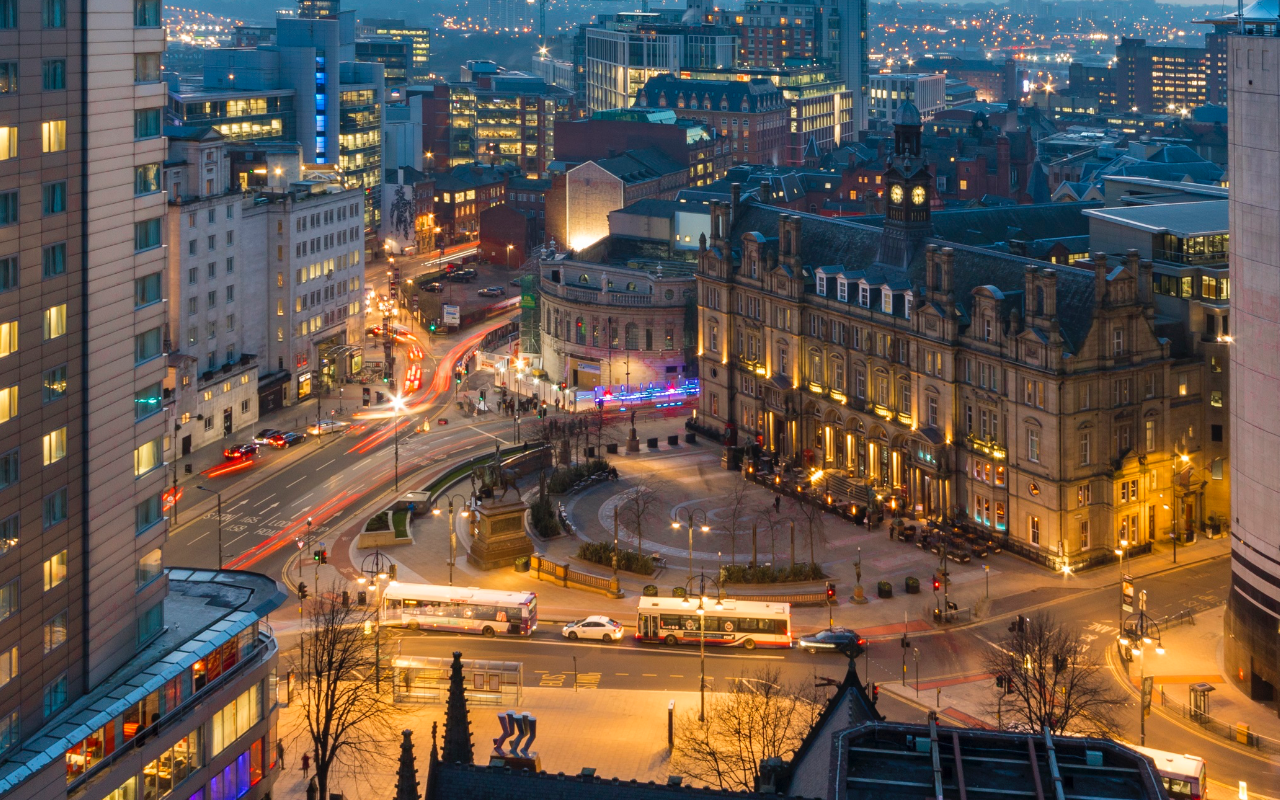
[612,198,705,218]
[728,200,1102,353]
[636,74,786,114]
[1083,200,1228,237]
[595,148,686,184]
[859,201,1102,247]
[425,763,759,799]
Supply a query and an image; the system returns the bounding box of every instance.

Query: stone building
[694,103,1220,566]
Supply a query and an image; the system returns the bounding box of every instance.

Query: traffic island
[358,508,414,549]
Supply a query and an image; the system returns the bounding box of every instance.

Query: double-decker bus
[635,597,791,650]
[1130,746,1206,800]
[382,583,537,637]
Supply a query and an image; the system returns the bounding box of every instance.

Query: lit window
[42,427,67,465]
[43,304,66,340]
[41,120,66,153]
[133,437,162,477]
[136,548,162,587]
[0,385,15,423]
[43,549,67,590]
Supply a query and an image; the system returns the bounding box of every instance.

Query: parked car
[253,429,282,444]
[422,282,444,293]
[509,278,523,287]
[562,616,624,642]
[797,627,865,656]
[477,286,504,297]
[447,269,477,283]
[223,443,259,460]
[307,419,350,436]
[268,431,307,447]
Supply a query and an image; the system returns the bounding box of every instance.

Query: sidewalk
[272,687,694,800]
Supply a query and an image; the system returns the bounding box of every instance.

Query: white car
[562,615,624,642]
[307,419,351,435]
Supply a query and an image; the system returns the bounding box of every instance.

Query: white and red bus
[635,596,791,650]
[382,583,537,637]
[1130,746,1206,800]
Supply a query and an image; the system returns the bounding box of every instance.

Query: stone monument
[467,444,533,569]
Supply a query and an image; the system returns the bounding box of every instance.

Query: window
[927,396,938,428]
[137,548,162,588]
[0,645,16,689]
[0,385,14,425]
[1076,484,1091,507]
[0,191,13,227]
[44,304,66,339]
[134,0,160,26]
[43,550,67,590]
[134,437,162,477]
[134,273,162,308]
[0,62,15,93]
[1029,516,1040,546]
[134,108,162,139]
[42,58,65,90]
[0,452,15,490]
[135,218,162,251]
[137,603,163,645]
[226,285,235,303]
[134,327,162,363]
[1210,390,1223,408]
[42,0,65,28]
[211,684,262,755]
[43,427,66,465]
[40,243,67,279]
[1178,375,1188,397]
[1027,429,1040,463]
[42,182,67,215]
[44,613,68,654]
[1079,432,1090,466]
[134,53,160,83]
[41,120,66,152]
[43,487,68,527]
[134,382,161,420]
[136,493,162,534]
[1144,419,1156,451]
[0,709,16,759]
[1112,327,1124,356]
[134,163,160,195]
[1080,520,1090,550]
[0,578,15,621]
[0,126,15,160]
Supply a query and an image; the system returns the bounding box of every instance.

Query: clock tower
[876,100,934,269]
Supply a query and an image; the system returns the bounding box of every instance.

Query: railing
[527,553,621,598]
[1161,693,1280,756]
[1152,250,1228,268]
[997,535,1152,573]
[1156,608,1195,630]
[65,632,276,797]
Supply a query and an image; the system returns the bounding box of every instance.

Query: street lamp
[195,485,223,569]
[358,550,393,691]
[506,243,514,268]
[672,508,710,582]
[390,394,407,490]
[433,493,470,585]
[1115,538,1130,623]
[1118,589,1165,746]
[681,572,724,722]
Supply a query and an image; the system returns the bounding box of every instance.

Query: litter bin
[647,437,659,449]
[605,443,618,454]
[685,432,697,444]
[667,435,680,446]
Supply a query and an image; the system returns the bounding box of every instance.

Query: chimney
[1023,265,1038,316]
[925,244,939,290]
[1092,252,1109,304]
[667,776,684,787]
[1138,258,1154,305]
[1043,269,1058,318]
[938,247,955,294]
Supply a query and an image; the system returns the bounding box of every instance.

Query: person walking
[301,752,310,780]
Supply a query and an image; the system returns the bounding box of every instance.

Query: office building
[868,73,946,124]
[413,64,574,174]
[0,2,284,799]
[728,1,822,68]
[582,18,736,113]
[355,37,412,90]
[531,55,575,94]
[1115,38,1210,114]
[1226,30,1280,701]
[635,75,787,165]
[695,108,1208,562]
[165,83,298,144]
[358,18,432,83]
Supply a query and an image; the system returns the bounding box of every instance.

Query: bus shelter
[391,655,523,706]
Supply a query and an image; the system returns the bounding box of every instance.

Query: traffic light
[825,582,836,602]
[429,322,437,332]
[872,683,880,704]
[357,590,367,606]
[900,635,910,649]
[932,577,941,592]
[313,549,321,563]
[463,363,470,375]
[388,563,398,580]
[595,398,604,410]
[455,371,462,385]
[319,549,328,565]
[1008,615,1027,634]
[298,582,309,600]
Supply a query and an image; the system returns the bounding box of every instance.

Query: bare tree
[981,612,1123,737]
[617,480,664,557]
[722,477,753,567]
[291,583,400,800]
[673,666,825,791]
[796,498,825,568]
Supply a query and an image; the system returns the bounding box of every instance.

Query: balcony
[198,353,257,388]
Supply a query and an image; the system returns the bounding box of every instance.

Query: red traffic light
[932,578,941,591]
[825,582,836,600]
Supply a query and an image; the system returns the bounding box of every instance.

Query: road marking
[190,532,209,544]
[291,492,314,508]
[253,494,276,507]
[286,475,308,488]
[615,673,629,676]
[670,674,684,678]
[319,459,335,469]
[642,673,657,677]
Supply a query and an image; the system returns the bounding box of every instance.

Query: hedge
[529,495,559,539]
[547,460,611,494]
[720,562,826,584]
[576,541,655,576]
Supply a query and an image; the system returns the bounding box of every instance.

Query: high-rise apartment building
[0,2,284,799]
[1115,37,1210,114]
[1225,30,1280,702]
[358,17,433,83]
[868,73,946,124]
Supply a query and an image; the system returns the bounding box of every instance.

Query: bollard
[668,700,675,750]
[667,434,680,447]
[647,437,659,449]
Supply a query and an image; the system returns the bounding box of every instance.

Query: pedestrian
[301,752,310,779]
[773,496,781,513]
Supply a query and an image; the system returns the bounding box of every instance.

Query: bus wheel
[742,638,757,651]
[664,634,678,646]
[482,626,496,638]
[408,620,421,631]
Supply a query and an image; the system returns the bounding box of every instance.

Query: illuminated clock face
[912,185,927,206]
[889,184,904,204]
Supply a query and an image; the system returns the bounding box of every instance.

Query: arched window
[575,316,585,345]
[830,356,845,391]
[809,348,823,384]
[777,342,789,376]
[625,322,639,350]
[579,273,590,284]
[627,281,637,292]
[592,322,600,348]
[708,321,719,352]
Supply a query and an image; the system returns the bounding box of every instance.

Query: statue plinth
[488,753,542,772]
[468,496,533,570]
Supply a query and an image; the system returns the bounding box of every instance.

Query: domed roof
[894,100,922,127]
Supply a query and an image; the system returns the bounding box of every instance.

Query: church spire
[441,651,474,764]
[394,729,420,800]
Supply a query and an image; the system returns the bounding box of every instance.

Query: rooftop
[1083,200,1228,237]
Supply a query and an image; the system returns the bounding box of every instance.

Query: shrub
[529,495,560,539]
[642,584,658,597]
[905,576,920,594]
[672,586,687,598]
[575,541,655,576]
[546,460,612,494]
[720,562,826,584]
[877,580,892,599]
[365,511,390,532]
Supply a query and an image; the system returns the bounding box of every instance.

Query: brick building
[555,108,731,187]
[635,75,788,166]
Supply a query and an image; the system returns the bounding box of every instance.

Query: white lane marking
[286,475,308,488]
[319,459,335,470]
[190,532,209,544]
[291,492,314,508]
[254,494,276,508]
